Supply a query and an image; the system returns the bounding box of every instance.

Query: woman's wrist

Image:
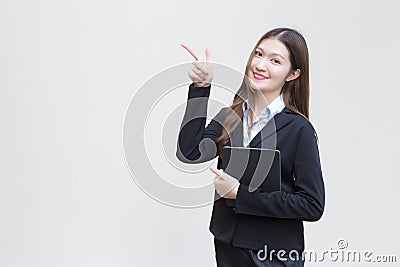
[193,81,211,87]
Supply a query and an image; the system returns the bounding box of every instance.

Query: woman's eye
[255,51,262,57]
[272,59,281,64]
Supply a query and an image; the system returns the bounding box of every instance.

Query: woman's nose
[256,58,267,71]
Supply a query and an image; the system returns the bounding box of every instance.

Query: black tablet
[220,146,281,207]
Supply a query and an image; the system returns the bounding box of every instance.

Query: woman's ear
[286,69,301,82]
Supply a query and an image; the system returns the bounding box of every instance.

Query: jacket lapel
[226,107,295,148]
[249,107,294,148]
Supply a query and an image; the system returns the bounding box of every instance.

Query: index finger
[210,167,223,178]
[180,43,199,61]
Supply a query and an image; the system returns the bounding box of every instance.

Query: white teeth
[255,73,267,79]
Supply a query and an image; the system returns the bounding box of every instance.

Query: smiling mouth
[253,72,268,80]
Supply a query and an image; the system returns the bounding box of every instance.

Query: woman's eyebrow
[256,47,285,60]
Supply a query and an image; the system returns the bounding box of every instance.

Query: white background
[1,0,399,266]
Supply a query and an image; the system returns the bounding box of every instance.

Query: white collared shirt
[242,94,286,147]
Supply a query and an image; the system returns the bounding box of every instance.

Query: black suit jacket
[177,84,325,252]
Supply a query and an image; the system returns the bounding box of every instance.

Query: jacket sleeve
[176,83,225,164]
[235,123,325,221]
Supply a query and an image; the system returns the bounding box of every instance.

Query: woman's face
[247,38,299,96]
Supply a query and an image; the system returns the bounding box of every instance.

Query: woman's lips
[253,72,268,80]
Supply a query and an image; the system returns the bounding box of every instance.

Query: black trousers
[214,238,304,267]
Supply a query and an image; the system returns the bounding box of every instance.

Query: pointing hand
[180,43,214,87]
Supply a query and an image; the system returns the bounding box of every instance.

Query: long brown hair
[215,28,311,153]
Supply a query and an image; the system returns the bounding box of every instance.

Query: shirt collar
[242,94,285,115]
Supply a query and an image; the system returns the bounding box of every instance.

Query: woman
[177,28,325,266]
